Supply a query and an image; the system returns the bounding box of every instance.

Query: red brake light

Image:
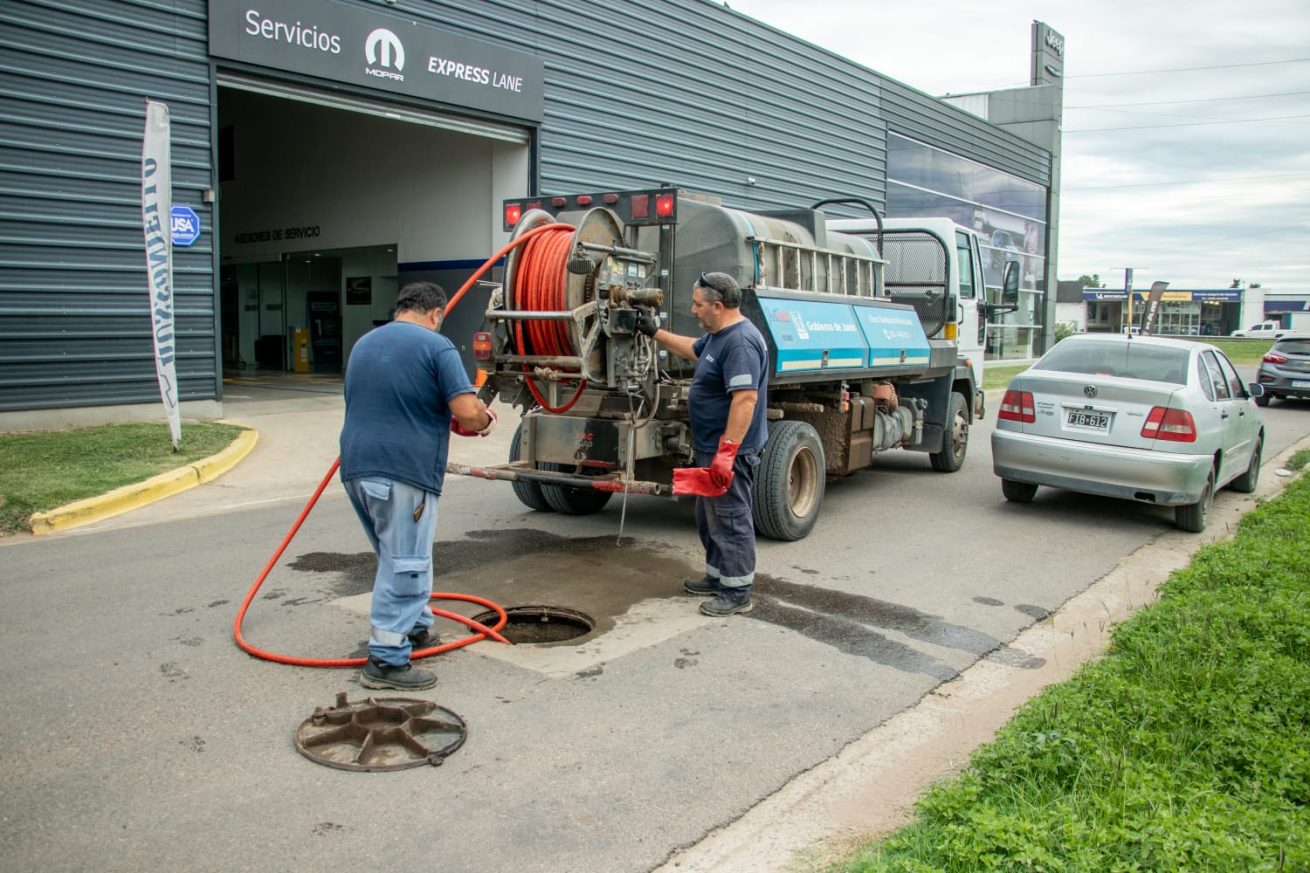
[472,331,493,361]
[654,192,675,218]
[575,194,592,206]
[1262,352,1287,364]
[504,203,522,226]
[550,196,567,207]
[998,389,1035,423]
[1141,407,1196,442]
[630,194,649,219]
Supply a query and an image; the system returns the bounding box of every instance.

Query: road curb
[28,426,259,535]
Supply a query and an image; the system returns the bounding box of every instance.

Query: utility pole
[1111,267,1147,331]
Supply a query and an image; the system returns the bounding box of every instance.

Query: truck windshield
[1036,341,1190,384]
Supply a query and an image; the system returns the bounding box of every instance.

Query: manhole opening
[472,605,595,645]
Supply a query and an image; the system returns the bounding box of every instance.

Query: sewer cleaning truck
[448,187,1018,540]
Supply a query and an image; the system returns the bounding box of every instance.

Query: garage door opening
[215,78,530,375]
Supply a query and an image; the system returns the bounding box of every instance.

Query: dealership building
[0,0,1063,428]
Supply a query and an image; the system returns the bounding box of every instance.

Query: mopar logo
[365,28,405,81]
[1084,385,1098,398]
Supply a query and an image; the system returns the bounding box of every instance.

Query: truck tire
[752,420,825,541]
[508,423,553,512]
[929,392,969,472]
[541,474,613,515]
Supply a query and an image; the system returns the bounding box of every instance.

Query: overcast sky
[728,0,1310,293]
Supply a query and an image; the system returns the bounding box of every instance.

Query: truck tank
[635,197,883,340]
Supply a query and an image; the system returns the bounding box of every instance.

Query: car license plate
[1293,380,1310,389]
[1067,409,1110,430]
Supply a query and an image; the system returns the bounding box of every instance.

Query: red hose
[234,221,575,667]
[510,224,588,413]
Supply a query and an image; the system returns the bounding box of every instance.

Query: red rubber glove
[672,437,739,497]
[708,437,739,490]
[451,407,497,438]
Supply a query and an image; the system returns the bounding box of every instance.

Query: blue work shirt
[340,321,475,495]
[689,318,769,453]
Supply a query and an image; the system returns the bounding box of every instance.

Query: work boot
[682,575,721,596]
[699,591,753,617]
[360,657,437,691]
[407,625,437,649]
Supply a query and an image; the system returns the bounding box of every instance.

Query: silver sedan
[991,334,1265,532]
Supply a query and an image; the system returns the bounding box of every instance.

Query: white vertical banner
[141,99,181,449]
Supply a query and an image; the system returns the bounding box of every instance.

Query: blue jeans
[343,477,438,666]
[694,449,760,597]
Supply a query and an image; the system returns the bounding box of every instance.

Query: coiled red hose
[233,221,576,667]
[510,224,588,413]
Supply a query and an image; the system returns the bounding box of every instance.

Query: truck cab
[826,216,991,419]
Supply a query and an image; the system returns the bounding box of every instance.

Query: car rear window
[1274,338,1310,355]
[1035,341,1190,384]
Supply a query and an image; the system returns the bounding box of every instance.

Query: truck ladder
[749,237,882,298]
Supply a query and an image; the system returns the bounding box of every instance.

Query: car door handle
[1221,411,1230,419]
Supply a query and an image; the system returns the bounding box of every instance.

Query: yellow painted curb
[28,427,259,535]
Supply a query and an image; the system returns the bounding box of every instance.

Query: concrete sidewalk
[52,372,521,534]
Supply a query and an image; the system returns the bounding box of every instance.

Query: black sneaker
[683,575,721,596]
[360,657,437,691]
[408,626,437,649]
[699,593,753,617]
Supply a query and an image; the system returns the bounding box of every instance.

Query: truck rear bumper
[446,461,672,496]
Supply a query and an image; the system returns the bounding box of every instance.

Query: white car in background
[992,334,1265,533]
[1230,320,1287,339]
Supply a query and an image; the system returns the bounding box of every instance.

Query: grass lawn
[0,421,246,534]
[836,453,1310,872]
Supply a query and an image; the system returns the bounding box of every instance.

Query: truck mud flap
[446,461,671,496]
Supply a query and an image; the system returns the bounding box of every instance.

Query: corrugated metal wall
[0,0,215,413]
[414,0,1049,199]
[0,0,1049,416]
[400,0,892,214]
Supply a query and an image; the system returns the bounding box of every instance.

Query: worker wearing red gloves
[340,282,496,690]
[637,272,769,616]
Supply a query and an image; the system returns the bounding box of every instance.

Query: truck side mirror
[1002,260,1020,307]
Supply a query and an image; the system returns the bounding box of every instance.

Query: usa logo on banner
[141,99,181,449]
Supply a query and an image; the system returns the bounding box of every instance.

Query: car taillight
[472,331,493,361]
[1262,352,1287,364]
[998,389,1035,423]
[1141,407,1196,442]
[504,203,522,227]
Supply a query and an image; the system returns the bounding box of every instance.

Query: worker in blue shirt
[339,282,496,690]
[638,272,769,616]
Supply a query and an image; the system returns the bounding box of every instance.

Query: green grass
[0,421,246,533]
[984,364,1029,391]
[835,472,1310,873]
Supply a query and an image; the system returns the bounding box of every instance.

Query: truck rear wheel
[752,420,825,541]
[508,423,553,513]
[541,472,613,515]
[929,392,969,472]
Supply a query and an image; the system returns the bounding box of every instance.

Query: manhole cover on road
[295,692,466,771]
[471,605,595,645]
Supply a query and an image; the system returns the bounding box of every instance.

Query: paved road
[1,378,1307,872]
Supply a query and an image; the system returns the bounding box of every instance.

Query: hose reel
[497,207,662,410]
